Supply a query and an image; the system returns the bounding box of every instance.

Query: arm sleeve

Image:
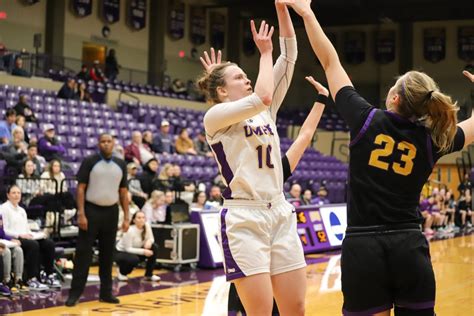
[270,37,297,121]
[76,157,94,185]
[203,93,267,137]
[282,155,292,182]
[334,86,375,137]
[121,231,146,255]
[434,127,466,161]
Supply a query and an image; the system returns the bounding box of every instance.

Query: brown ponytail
[196,63,236,105]
[394,71,458,153]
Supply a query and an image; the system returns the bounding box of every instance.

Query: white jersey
[204,37,296,201]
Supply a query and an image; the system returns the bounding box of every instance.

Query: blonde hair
[149,190,164,204]
[158,163,173,180]
[394,71,458,153]
[196,63,237,105]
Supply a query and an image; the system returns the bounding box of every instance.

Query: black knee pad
[395,306,435,316]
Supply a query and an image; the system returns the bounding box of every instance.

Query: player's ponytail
[196,63,236,105]
[396,71,458,153]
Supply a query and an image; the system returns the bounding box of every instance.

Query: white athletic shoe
[144,275,161,282]
[117,268,128,281]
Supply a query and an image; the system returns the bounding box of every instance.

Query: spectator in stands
[111,134,125,159]
[38,124,66,162]
[11,57,30,77]
[301,189,313,205]
[124,131,154,165]
[0,109,17,146]
[115,210,160,282]
[57,78,77,100]
[26,144,46,176]
[14,95,37,124]
[175,128,197,155]
[138,158,160,196]
[156,163,174,192]
[194,130,213,157]
[0,185,59,290]
[0,214,25,293]
[171,164,195,192]
[171,78,187,94]
[105,49,120,81]
[16,159,42,207]
[287,183,302,200]
[142,131,155,153]
[458,173,472,195]
[191,191,208,211]
[1,127,28,174]
[164,190,174,206]
[153,120,174,154]
[76,82,93,102]
[90,60,105,82]
[127,162,147,208]
[419,194,434,235]
[40,159,68,195]
[208,185,223,206]
[142,190,167,224]
[311,187,330,206]
[15,115,31,144]
[76,64,90,82]
[458,191,473,229]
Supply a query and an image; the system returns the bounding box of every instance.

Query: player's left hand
[463,70,474,83]
[200,47,222,73]
[305,76,329,96]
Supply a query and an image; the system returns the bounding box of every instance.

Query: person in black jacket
[57,78,77,100]
[138,158,160,196]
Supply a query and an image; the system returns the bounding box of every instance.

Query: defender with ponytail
[284,1,474,315]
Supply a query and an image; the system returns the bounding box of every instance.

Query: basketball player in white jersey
[197,2,311,315]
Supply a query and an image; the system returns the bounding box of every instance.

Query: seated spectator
[194,130,213,157]
[26,144,46,177]
[38,124,66,162]
[0,109,17,147]
[142,131,155,153]
[171,78,187,94]
[164,190,174,206]
[15,115,31,144]
[311,187,330,206]
[40,159,67,195]
[112,134,125,160]
[105,49,120,81]
[153,120,174,154]
[191,191,208,211]
[0,185,60,290]
[142,190,167,224]
[0,214,25,293]
[2,127,28,174]
[11,57,30,77]
[16,159,42,207]
[76,64,90,82]
[57,78,77,100]
[301,189,312,205]
[127,162,148,208]
[208,185,223,206]
[171,164,195,192]
[124,131,154,165]
[458,173,472,195]
[458,191,473,229]
[76,82,92,102]
[286,183,302,200]
[175,128,197,155]
[14,95,37,124]
[89,60,105,82]
[156,163,174,192]
[138,158,160,196]
[115,211,160,282]
[419,194,434,235]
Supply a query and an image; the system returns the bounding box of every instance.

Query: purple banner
[168,1,185,40]
[190,6,206,45]
[71,0,93,18]
[101,0,120,24]
[344,31,366,65]
[424,28,446,63]
[375,30,396,64]
[128,0,146,30]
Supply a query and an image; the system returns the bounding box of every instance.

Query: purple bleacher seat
[85,137,97,149]
[70,125,83,136]
[67,148,82,162]
[57,124,70,135]
[67,136,81,148]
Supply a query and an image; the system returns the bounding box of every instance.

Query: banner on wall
[101,0,120,24]
[127,0,146,30]
[168,1,185,40]
[344,31,366,65]
[242,19,256,57]
[319,205,347,247]
[210,12,225,50]
[423,28,446,63]
[71,0,93,17]
[375,30,396,64]
[458,26,474,62]
[190,6,206,46]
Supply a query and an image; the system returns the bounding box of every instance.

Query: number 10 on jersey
[256,145,275,169]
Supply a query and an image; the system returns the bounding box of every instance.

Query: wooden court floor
[10,234,474,316]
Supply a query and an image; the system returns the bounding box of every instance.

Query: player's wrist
[316,94,329,104]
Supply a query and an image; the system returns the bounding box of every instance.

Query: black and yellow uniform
[335,86,464,315]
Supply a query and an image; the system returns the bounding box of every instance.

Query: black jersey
[335,86,465,226]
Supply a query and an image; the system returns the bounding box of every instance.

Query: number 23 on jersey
[368,134,417,176]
